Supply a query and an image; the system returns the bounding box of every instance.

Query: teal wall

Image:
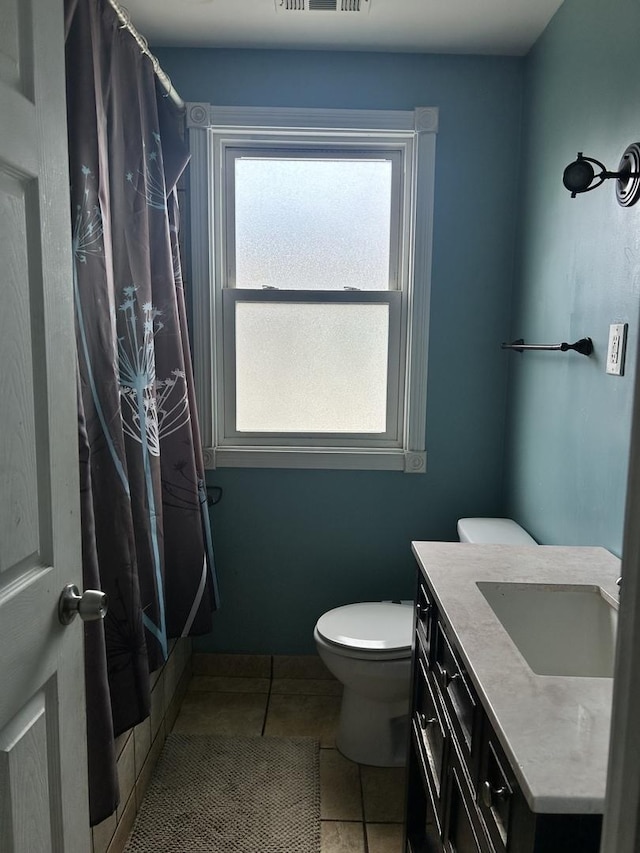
[155,48,524,652]
[504,0,640,554]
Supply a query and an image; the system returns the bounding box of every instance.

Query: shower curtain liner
[65,0,220,824]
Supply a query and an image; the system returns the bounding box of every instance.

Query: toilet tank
[457,517,537,545]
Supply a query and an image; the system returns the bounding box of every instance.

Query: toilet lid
[316,602,413,652]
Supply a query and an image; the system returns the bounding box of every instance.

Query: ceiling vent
[275,0,371,13]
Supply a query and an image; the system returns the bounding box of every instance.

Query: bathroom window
[187,105,438,472]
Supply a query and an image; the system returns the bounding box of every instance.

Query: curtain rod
[107,0,185,110]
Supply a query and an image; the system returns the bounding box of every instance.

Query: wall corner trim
[186,102,211,128]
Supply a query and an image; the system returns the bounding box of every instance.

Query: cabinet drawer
[477,728,515,853]
[410,726,444,848]
[444,744,495,853]
[433,620,481,772]
[415,650,448,808]
[406,733,442,853]
[416,581,435,660]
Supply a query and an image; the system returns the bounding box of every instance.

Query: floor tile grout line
[320,819,367,824]
[358,760,371,853]
[260,655,274,736]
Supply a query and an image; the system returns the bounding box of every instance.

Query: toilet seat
[315,602,412,657]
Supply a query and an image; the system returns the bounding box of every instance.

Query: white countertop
[411,542,621,815]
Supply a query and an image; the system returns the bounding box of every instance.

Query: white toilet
[314,601,413,767]
[314,517,536,768]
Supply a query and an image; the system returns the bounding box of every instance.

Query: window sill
[203,446,427,473]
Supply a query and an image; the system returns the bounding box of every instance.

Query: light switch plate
[606,323,628,376]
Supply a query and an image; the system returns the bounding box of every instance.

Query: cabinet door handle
[416,602,431,621]
[481,780,510,808]
[441,668,461,688]
[418,713,437,730]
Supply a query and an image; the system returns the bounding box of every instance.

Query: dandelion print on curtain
[65,0,220,824]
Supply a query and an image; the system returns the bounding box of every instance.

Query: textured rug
[124,733,320,853]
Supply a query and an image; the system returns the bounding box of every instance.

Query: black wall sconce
[562,143,640,206]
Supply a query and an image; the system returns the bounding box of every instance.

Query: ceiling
[124,0,565,57]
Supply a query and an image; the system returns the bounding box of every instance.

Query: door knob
[58,584,108,625]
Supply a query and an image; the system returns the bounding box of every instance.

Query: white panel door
[0,0,90,851]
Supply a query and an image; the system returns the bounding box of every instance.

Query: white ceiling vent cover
[275,0,371,12]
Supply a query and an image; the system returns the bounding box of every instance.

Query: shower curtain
[65,0,220,824]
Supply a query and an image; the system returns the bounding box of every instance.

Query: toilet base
[335,687,409,767]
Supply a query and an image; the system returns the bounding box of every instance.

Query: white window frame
[186,104,438,473]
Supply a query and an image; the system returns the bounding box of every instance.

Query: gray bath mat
[124,733,320,853]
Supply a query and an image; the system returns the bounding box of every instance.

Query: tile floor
[167,652,407,853]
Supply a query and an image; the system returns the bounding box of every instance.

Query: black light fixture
[562,143,640,206]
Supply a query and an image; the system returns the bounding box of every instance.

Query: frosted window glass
[235,302,389,433]
[234,158,392,290]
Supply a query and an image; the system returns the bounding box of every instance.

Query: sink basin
[476,582,617,678]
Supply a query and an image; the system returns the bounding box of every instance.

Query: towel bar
[501,337,593,356]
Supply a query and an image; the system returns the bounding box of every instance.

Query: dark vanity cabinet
[404,574,603,853]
